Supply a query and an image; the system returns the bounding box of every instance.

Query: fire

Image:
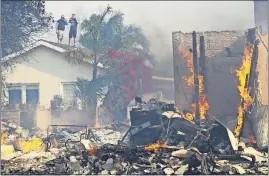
[190,95,209,120]
[185,113,194,121]
[233,44,254,137]
[248,135,256,143]
[16,137,44,153]
[178,48,209,120]
[144,140,168,152]
[88,144,97,156]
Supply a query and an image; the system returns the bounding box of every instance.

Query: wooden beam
[199,36,207,94]
[192,31,200,125]
[247,28,256,45]
[237,34,259,139]
[248,39,260,99]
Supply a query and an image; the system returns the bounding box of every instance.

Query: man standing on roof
[56,15,68,44]
[69,14,78,46]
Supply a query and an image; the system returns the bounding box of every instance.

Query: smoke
[46,1,255,76]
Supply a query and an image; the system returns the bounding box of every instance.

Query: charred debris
[1,96,268,175]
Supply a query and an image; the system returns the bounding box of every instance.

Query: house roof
[1,39,104,68]
[40,40,93,56]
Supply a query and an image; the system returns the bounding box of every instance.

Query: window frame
[61,81,78,107]
[7,83,40,107]
[26,84,40,105]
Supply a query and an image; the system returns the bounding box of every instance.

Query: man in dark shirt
[69,14,78,46]
[56,15,68,44]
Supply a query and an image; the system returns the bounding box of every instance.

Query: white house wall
[5,45,94,108]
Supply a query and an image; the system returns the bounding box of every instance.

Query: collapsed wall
[172,30,246,124]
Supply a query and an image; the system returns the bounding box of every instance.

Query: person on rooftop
[55,15,68,44]
[69,14,78,46]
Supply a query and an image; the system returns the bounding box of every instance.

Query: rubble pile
[1,99,268,175]
[1,118,46,160]
[1,118,123,174]
[2,140,268,175]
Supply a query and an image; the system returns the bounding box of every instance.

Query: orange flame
[233,44,254,137]
[190,95,209,120]
[178,48,209,120]
[88,144,97,156]
[144,140,168,152]
[1,132,8,145]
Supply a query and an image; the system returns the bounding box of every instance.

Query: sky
[45,1,255,74]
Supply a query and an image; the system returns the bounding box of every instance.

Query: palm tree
[73,5,153,118]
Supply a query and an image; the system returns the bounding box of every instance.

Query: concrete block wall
[172,30,246,123]
[172,30,246,58]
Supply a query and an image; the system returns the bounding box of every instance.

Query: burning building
[172,28,267,143]
[173,30,247,125]
[172,1,268,146]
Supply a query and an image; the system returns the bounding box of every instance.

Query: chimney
[254,0,268,35]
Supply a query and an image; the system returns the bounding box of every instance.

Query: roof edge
[1,40,105,68]
[1,40,67,62]
[172,29,249,35]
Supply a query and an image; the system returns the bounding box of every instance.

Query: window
[62,82,77,105]
[7,83,39,107]
[26,85,39,105]
[8,85,22,105]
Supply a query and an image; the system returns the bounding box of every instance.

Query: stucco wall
[253,0,268,104]
[254,0,268,35]
[254,0,268,105]
[5,46,95,108]
[172,30,246,123]
[36,109,95,129]
[256,33,268,105]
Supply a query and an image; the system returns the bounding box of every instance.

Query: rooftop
[1,39,104,68]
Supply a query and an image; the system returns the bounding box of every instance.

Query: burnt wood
[192,31,200,125]
[199,36,207,94]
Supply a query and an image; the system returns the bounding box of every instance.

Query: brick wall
[172,30,246,58]
[172,30,246,123]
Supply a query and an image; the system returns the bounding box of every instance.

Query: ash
[1,114,268,175]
